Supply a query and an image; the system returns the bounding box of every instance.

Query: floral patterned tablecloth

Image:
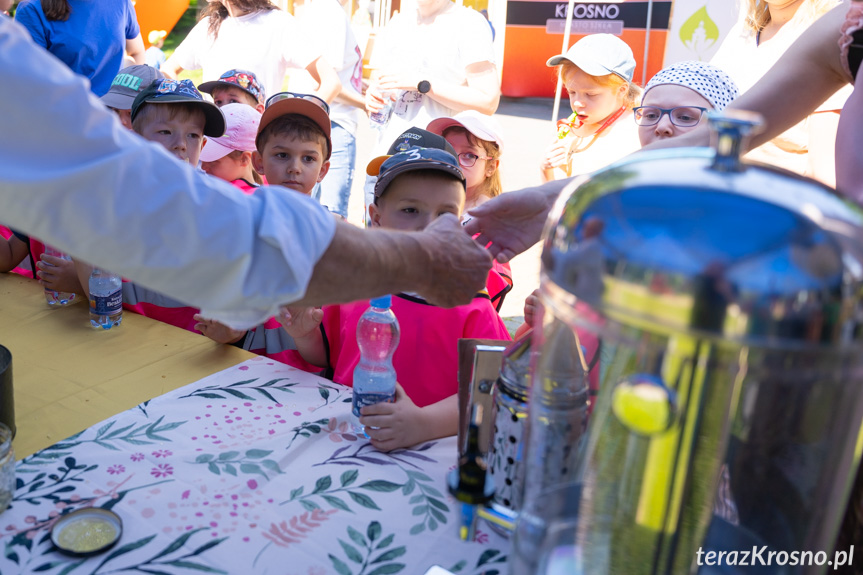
[0,357,509,575]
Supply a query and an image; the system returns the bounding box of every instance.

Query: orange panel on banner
[501,0,672,98]
[135,0,190,48]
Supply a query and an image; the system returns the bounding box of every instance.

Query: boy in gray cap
[101,64,163,130]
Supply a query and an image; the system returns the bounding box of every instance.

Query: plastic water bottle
[369,90,402,131]
[42,246,77,307]
[88,268,123,329]
[351,295,400,435]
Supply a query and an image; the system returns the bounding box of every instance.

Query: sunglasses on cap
[265,91,330,115]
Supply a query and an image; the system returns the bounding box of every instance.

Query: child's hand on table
[193,315,246,344]
[360,384,426,452]
[37,254,82,293]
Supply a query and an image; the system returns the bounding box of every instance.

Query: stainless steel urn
[511,115,863,575]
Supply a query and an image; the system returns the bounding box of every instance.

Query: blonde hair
[742,0,840,33]
[560,62,642,111]
[132,103,206,136]
[226,150,263,185]
[441,125,503,199]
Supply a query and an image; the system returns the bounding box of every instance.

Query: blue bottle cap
[369,295,392,309]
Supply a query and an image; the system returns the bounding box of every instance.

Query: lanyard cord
[564,106,627,155]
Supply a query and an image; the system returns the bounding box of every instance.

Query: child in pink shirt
[280,147,511,451]
[123,79,226,331]
[200,103,264,194]
[194,92,333,369]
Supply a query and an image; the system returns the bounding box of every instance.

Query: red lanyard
[562,106,627,154]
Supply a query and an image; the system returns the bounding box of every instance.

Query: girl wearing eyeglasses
[427,111,512,311]
[541,34,642,183]
[635,61,739,147]
[427,110,504,213]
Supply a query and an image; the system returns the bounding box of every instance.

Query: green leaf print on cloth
[179,377,298,402]
[328,520,407,575]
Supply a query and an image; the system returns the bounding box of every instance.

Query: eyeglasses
[265,91,330,114]
[457,152,493,168]
[633,106,708,127]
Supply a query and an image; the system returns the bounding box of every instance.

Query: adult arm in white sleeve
[0,17,493,326]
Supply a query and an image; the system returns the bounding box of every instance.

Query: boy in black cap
[365,126,457,176]
[130,79,226,166]
[279,146,511,451]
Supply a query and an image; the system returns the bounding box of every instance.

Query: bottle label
[91,289,122,315]
[352,392,395,418]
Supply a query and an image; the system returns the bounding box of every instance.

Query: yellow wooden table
[0,273,254,458]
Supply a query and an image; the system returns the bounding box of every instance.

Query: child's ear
[368,202,383,228]
[252,151,265,175]
[256,103,265,114]
[240,151,253,166]
[485,158,499,178]
[316,160,331,183]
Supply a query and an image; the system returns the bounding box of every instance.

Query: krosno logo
[555,3,621,19]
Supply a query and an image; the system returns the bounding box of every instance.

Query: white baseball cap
[426,110,505,154]
[200,103,261,162]
[546,33,636,83]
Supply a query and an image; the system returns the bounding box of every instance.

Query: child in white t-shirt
[541,34,641,182]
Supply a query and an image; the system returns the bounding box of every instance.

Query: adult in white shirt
[363,0,500,218]
[711,0,850,186]
[301,0,365,219]
[0,16,492,328]
[163,0,340,104]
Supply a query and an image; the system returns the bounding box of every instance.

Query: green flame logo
[679,6,720,58]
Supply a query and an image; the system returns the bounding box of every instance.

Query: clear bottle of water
[42,246,77,307]
[369,90,402,131]
[351,295,400,435]
[88,267,123,329]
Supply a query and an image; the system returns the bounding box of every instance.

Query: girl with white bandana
[636,61,739,147]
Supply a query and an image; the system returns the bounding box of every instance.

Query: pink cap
[200,103,261,162]
[426,110,505,154]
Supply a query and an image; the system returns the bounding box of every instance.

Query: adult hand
[360,384,424,452]
[375,72,422,94]
[418,214,492,306]
[364,83,389,115]
[36,254,83,293]
[277,305,324,339]
[463,184,563,263]
[193,314,246,344]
